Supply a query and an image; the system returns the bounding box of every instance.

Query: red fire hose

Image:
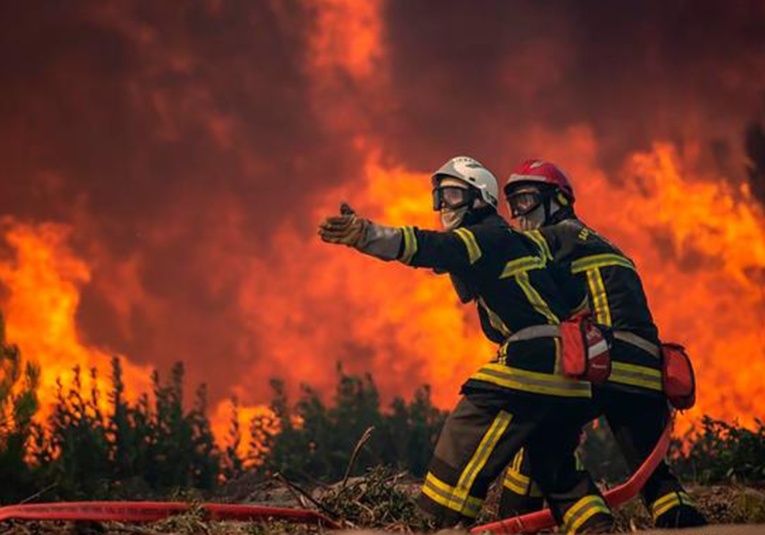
[0,423,670,533]
[0,501,339,528]
[470,421,673,534]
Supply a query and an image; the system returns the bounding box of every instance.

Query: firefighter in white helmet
[318,156,615,533]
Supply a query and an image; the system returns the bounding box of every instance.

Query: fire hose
[0,422,670,533]
[0,502,339,528]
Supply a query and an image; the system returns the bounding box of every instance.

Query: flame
[621,144,765,433]
[211,401,278,465]
[0,2,762,458]
[0,219,151,419]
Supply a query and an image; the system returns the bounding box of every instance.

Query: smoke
[0,1,763,429]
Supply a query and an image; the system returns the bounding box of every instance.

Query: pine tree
[0,311,40,502]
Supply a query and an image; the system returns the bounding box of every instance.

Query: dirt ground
[0,484,763,534]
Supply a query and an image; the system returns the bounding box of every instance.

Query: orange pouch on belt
[661,343,696,410]
[559,312,612,384]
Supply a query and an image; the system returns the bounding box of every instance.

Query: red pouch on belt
[559,312,612,384]
[661,343,696,410]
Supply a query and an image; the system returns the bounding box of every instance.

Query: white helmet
[431,156,499,209]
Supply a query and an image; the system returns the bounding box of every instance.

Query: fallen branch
[341,426,375,488]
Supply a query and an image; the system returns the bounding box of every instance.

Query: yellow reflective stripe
[502,468,530,495]
[457,410,513,499]
[563,495,610,533]
[504,449,541,497]
[585,269,612,325]
[421,472,483,518]
[610,362,663,391]
[571,253,635,274]
[516,272,559,325]
[478,297,512,338]
[453,228,482,264]
[500,255,546,279]
[471,363,591,398]
[399,226,418,264]
[651,491,680,517]
[651,492,681,517]
[651,491,693,520]
[512,448,524,471]
[523,230,552,260]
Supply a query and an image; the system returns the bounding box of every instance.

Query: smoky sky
[385,0,765,175]
[0,0,764,404]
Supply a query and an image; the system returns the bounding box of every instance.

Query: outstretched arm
[318,203,402,261]
[318,203,481,273]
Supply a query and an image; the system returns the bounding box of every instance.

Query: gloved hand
[318,203,368,248]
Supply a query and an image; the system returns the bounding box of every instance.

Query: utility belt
[506,313,612,384]
[610,331,696,410]
[508,324,697,410]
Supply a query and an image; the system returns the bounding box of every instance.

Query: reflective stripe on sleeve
[399,226,418,264]
[453,228,482,264]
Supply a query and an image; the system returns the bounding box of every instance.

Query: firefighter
[318,156,614,533]
[500,159,707,528]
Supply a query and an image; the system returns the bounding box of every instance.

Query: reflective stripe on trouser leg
[502,449,542,496]
[562,495,612,534]
[520,405,612,531]
[418,396,538,526]
[651,491,695,520]
[498,448,544,517]
[420,407,513,521]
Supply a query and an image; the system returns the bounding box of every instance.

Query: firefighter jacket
[394,213,592,400]
[528,217,664,395]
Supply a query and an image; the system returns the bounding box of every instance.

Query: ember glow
[0,1,763,445]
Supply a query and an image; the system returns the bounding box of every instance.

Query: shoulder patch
[577,228,590,242]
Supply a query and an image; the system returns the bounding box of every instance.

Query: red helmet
[504,159,575,202]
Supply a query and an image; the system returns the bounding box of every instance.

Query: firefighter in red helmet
[501,159,707,528]
[318,156,615,533]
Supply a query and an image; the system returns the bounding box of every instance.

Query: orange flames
[0,218,151,419]
[0,1,763,455]
[3,141,762,442]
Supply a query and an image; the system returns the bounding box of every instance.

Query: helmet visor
[432,185,473,211]
[506,190,544,218]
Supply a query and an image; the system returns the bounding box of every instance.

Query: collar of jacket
[460,207,502,228]
[548,206,576,225]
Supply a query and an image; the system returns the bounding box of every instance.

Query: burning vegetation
[0,2,764,531]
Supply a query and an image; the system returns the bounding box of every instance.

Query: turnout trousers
[417,391,613,532]
[499,387,706,528]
